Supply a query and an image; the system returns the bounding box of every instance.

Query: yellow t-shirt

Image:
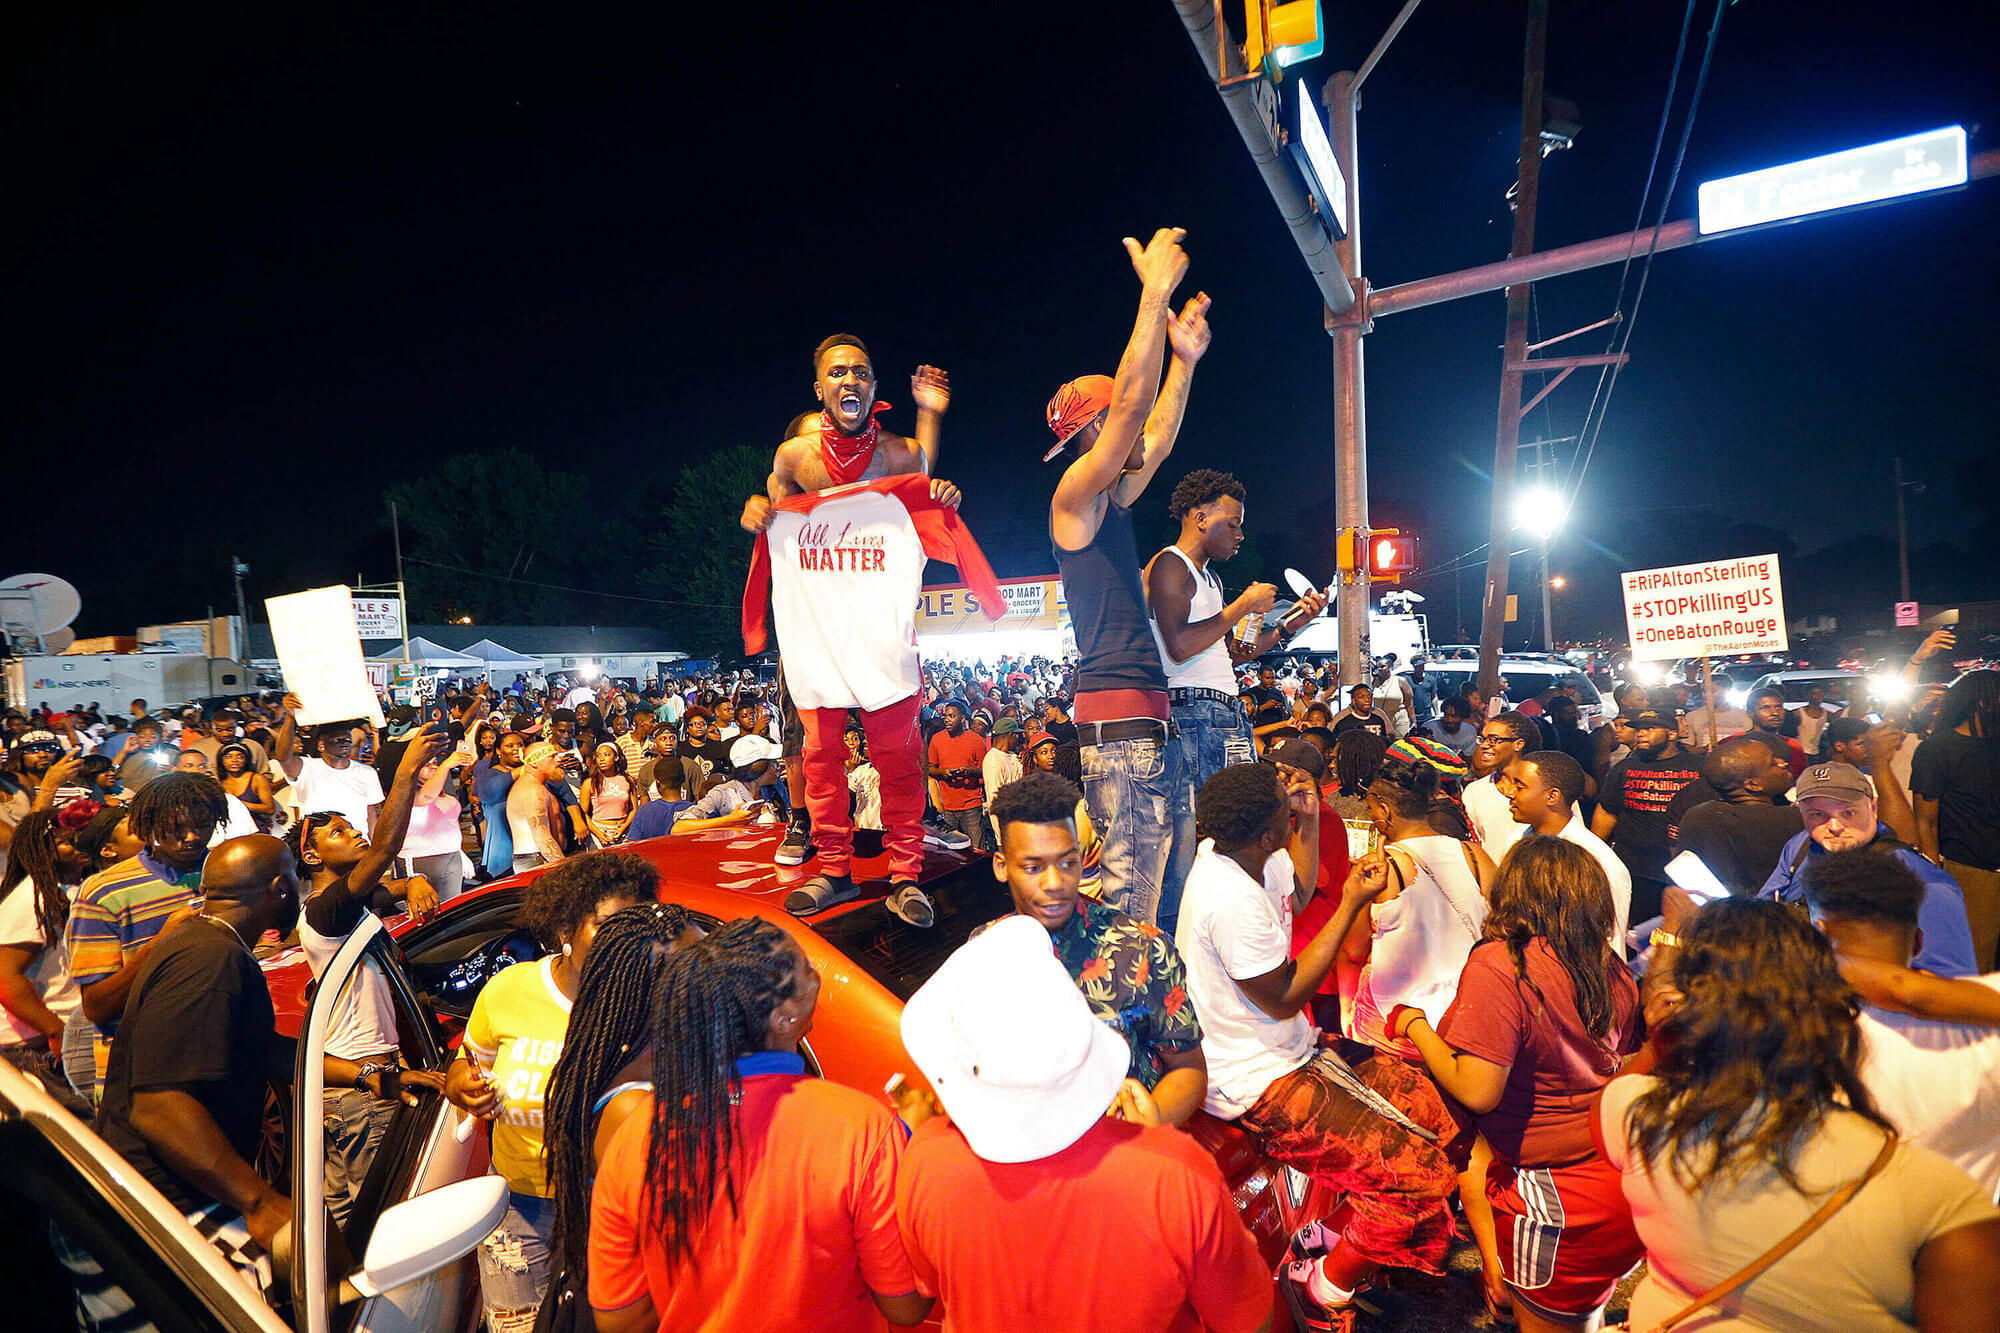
[463,955,572,1197]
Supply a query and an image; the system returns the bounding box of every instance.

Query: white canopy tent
[458,637,543,675]
[369,637,484,668]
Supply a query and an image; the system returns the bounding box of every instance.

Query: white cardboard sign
[1621,554,1787,663]
[265,585,386,727]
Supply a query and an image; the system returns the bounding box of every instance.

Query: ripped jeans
[476,1190,554,1332]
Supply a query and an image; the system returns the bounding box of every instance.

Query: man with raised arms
[1044,226,1211,927]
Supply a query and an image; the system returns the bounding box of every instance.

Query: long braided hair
[544,900,694,1276]
[0,809,75,946]
[644,916,801,1263]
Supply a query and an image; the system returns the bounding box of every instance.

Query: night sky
[14,1,1998,642]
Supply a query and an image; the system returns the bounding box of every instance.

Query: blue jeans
[1167,696,1255,921]
[476,1190,554,1332]
[1081,728,1193,929]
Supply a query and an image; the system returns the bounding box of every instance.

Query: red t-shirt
[927,729,990,811]
[896,1116,1272,1333]
[589,1072,917,1332]
[1288,797,1354,997]
[1437,938,1640,1168]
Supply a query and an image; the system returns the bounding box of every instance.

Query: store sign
[1621,554,1788,662]
[351,596,403,640]
[1697,126,1967,236]
[918,577,1067,634]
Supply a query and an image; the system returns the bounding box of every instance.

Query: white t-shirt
[1858,975,2000,1201]
[746,476,1004,712]
[0,880,80,1044]
[1174,840,1315,1119]
[981,747,1023,810]
[1464,774,1524,861]
[207,793,262,847]
[1555,812,1632,957]
[291,756,385,832]
[300,909,400,1061]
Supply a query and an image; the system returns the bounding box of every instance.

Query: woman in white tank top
[1350,753,1494,1056]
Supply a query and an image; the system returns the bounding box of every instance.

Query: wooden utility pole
[1475,0,1550,696]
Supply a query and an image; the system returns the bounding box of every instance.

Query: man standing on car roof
[743,354,954,869]
[1044,227,1210,928]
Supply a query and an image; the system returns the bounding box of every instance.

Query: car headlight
[1725,689,1749,709]
[1871,674,1911,702]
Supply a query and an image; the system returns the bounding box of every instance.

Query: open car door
[291,912,499,1333]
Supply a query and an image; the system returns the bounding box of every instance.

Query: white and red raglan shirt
[743,475,1005,712]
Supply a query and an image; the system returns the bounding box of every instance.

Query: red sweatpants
[800,692,925,882]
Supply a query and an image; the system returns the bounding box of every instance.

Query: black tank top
[1057,498,1168,694]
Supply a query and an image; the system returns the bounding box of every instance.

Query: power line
[1562,0,1721,511]
[402,555,738,611]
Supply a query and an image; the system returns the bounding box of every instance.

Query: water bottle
[1236,611,1264,647]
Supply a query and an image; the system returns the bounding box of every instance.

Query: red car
[263,826,1335,1322]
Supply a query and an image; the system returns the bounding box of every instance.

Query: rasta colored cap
[1042,375,1114,462]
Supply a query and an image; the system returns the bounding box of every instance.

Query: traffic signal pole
[1326,68,1370,688]
[1474,0,1549,696]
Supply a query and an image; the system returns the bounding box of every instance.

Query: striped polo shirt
[68,849,204,1078]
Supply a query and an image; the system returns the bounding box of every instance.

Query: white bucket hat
[727,733,781,771]
[900,915,1130,1163]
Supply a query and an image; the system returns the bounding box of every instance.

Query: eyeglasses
[1475,733,1521,747]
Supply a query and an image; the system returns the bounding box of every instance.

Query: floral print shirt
[1045,898,1204,1089]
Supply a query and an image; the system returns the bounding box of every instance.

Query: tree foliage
[385,449,595,623]
[639,442,771,657]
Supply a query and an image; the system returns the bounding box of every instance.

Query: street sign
[1621,554,1788,662]
[351,595,403,640]
[1895,601,1920,628]
[1288,80,1348,239]
[1697,126,1968,236]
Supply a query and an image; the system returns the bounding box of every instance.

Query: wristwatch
[356,1060,399,1097]
[1649,929,1683,950]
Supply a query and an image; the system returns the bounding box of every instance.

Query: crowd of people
[2,225,1998,1333]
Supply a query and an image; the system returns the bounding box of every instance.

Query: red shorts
[1488,1154,1643,1319]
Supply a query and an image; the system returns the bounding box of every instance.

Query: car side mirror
[342,1176,507,1300]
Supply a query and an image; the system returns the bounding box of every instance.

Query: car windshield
[1423,665,1599,707]
[812,866,1015,1001]
[1768,676,1868,706]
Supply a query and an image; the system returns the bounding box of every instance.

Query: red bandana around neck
[816,399,893,485]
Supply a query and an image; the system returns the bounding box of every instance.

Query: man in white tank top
[1147,470,1326,919]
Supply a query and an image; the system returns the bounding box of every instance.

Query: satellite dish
[1283,568,1322,600]
[42,628,76,653]
[0,573,82,634]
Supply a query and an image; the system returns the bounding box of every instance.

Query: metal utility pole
[390,500,412,666]
[1893,454,1911,604]
[1475,0,1549,695]
[1326,67,1369,686]
[231,556,250,658]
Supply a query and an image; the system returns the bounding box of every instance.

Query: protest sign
[266,585,385,727]
[1621,554,1787,662]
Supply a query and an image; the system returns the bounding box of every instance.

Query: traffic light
[1371,531,1419,581]
[1243,0,1324,79]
